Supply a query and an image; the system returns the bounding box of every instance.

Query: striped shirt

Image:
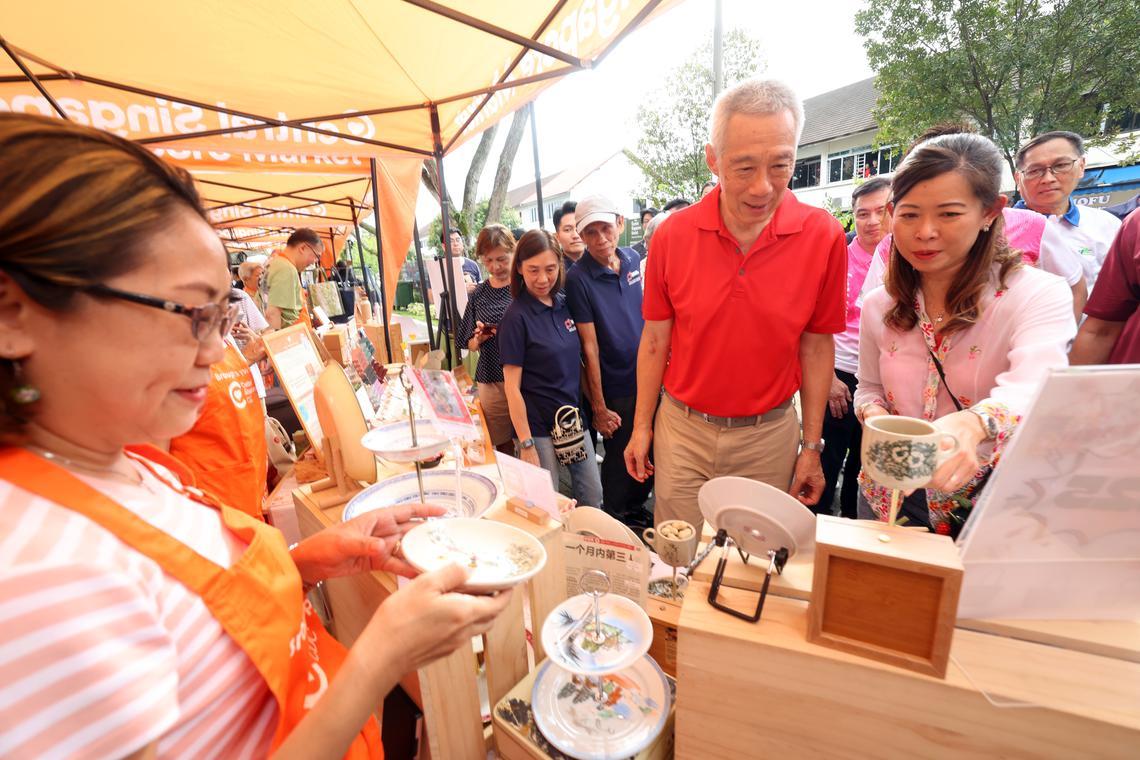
[457,280,513,383]
[0,458,277,759]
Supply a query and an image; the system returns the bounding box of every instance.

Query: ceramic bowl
[399,517,546,593]
[360,418,451,463]
[342,469,498,521]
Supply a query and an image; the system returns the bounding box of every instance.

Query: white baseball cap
[574,194,623,234]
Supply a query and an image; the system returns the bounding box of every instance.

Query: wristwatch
[800,439,825,453]
[970,408,999,440]
[520,437,536,450]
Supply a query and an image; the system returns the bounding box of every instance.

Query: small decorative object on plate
[360,418,450,463]
[540,593,652,676]
[342,469,498,521]
[530,656,671,760]
[399,517,547,593]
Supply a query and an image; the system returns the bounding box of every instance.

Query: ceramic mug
[861,415,960,491]
[643,520,700,568]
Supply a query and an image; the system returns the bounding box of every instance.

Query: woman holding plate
[854,133,1075,534]
[0,113,511,759]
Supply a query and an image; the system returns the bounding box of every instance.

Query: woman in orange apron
[0,113,512,759]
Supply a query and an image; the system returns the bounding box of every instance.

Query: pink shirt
[834,237,875,374]
[854,264,1075,421]
[0,459,277,758]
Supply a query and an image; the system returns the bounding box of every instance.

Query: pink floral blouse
[854,264,1075,530]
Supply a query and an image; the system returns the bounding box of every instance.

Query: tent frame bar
[430,105,462,368]
[367,160,394,360]
[0,37,69,119]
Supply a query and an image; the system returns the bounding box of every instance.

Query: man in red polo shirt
[625,77,847,529]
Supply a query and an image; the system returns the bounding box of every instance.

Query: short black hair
[552,200,577,229]
[641,207,660,219]
[663,198,690,212]
[851,176,892,205]
[1016,131,1085,169]
[287,227,322,248]
[439,228,463,246]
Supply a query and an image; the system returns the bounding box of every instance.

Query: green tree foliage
[630,29,765,205]
[855,0,1140,174]
[426,199,523,254]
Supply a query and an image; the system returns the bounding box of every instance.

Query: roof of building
[799,77,879,148]
[506,152,623,208]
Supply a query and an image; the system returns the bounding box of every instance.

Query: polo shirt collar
[519,289,561,314]
[579,250,627,280]
[696,185,808,240]
[1013,197,1081,225]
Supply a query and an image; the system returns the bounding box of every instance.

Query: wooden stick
[888,488,901,527]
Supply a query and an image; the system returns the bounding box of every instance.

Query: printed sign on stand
[406,368,477,439]
[496,451,560,522]
[564,534,649,609]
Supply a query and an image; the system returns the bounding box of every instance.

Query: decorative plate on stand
[697,476,816,559]
[531,655,671,760]
[399,518,546,593]
[342,469,498,521]
[360,418,450,463]
[540,593,652,677]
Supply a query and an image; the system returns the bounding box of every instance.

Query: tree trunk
[484,108,529,226]
[420,157,454,211]
[463,124,499,226]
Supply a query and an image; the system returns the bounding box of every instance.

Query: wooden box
[492,662,675,760]
[362,320,402,364]
[807,516,963,678]
[321,324,351,366]
[647,593,682,678]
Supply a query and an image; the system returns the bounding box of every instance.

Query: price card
[496,451,559,522]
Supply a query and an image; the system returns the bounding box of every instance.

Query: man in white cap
[566,195,652,528]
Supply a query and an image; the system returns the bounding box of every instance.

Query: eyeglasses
[86,284,240,342]
[1020,158,1080,182]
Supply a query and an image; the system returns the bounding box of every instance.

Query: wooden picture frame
[807,516,963,678]
[262,323,331,462]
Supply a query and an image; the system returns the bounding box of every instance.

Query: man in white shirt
[1014,131,1122,293]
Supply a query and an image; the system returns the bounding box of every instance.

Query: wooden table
[674,581,1140,759]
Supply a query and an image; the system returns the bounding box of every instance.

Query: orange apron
[169,341,268,520]
[0,446,383,759]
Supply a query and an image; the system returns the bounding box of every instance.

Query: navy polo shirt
[498,290,582,437]
[565,246,644,398]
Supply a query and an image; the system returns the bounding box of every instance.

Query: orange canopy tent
[1,0,682,354]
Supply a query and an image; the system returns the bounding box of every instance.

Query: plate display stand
[529,571,673,760]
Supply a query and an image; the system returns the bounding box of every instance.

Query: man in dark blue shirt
[567,195,652,527]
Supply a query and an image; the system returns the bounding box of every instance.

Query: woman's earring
[9,361,40,405]
[982,224,991,232]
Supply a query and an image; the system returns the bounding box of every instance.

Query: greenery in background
[342,224,381,273]
[628,28,765,206]
[856,0,1140,176]
[823,196,854,233]
[425,200,523,253]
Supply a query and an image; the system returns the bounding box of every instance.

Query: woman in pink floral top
[854,133,1075,533]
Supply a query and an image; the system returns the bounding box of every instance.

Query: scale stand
[706,528,789,623]
[309,434,366,509]
[399,367,428,503]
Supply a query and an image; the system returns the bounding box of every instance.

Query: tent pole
[528,102,545,228]
[431,105,461,368]
[348,197,384,330]
[0,39,69,119]
[368,159,395,362]
[411,226,437,351]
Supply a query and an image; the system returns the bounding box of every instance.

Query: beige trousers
[476,381,514,446]
[653,396,799,528]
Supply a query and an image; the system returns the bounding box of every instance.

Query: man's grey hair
[709,78,804,154]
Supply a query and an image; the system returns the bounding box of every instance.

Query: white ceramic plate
[541,593,652,676]
[399,518,546,593]
[360,419,450,463]
[531,655,671,760]
[697,476,816,559]
[342,469,498,521]
[564,507,639,547]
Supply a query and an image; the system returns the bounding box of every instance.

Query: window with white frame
[827,145,901,183]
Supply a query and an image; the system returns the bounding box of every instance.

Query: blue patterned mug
[861,415,960,491]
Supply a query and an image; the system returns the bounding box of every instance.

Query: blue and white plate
[360,419,450,463]
[540,593,652,677]
[531,655,671,760]
[342,469,498,521]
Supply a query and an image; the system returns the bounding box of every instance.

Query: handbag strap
[926,347,965,412]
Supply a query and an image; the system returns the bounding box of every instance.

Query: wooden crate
[363,320,402,364]
[807,516,962,678]
[492,661,675,760]
[321,324,351,366]
[647,593,682,677]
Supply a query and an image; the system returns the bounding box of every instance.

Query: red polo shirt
[643,187,847,417]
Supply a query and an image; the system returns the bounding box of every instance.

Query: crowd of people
[1,68,1138,755]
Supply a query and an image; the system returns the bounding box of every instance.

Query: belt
[663,390,792,429]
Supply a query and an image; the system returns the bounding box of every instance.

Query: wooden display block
[492,663,675,760]
[321,325,351,366]
[807,516,962,678]
[363,321,402,364]
[647,593,682,677]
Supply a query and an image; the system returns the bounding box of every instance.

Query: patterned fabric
[457,280,513,383]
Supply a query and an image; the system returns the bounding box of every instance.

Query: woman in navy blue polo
[499,230,604,508]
